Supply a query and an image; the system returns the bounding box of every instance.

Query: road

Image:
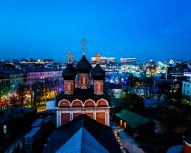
[111,122,145,153]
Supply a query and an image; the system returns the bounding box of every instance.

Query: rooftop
[44,115,121,153]
[115,109,153,129]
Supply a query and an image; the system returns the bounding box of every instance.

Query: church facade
[56,48,110,127]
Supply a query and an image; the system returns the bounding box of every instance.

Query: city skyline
[0,0,191,61]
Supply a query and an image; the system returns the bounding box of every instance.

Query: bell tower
[77,39,92,89]
[62,52,76,95]
[56,40,110,127]
[91,53,105,95]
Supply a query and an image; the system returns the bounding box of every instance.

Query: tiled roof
[56,128,109,153]
[43,115,121,153]
[0,69,25,74]
[115,109,153,129]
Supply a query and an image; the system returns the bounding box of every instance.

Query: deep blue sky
[0,0,191,61]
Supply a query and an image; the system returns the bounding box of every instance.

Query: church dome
[62,63,76,80]
[91,64,105,80]
[77,55,92,73]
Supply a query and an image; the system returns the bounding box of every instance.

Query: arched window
[97,99,108,107]
[84,99,95,107]
[58,99,70,107]
[71,99,83,107]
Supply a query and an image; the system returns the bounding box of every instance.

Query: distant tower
[77,39,92,89]
[62,52,76,94]
[91,53,105,95]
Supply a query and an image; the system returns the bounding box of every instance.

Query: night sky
[0,0,191,61]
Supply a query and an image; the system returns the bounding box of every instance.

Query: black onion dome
[62,63,76,80]
[77,55,92,73]
[91,64,105,80]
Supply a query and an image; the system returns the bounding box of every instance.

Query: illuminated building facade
[91,56,116,65]
[27,69,62,80]
[0,70,25,85]
[120,58,136,64]
[56,43,110,127]
[182,72,191,97]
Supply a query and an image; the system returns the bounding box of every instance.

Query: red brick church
[56,41,110,127]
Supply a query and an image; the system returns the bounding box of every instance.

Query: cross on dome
[66,52,73,64]
[80,38,87,55]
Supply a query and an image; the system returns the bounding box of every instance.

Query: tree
[127,74,136,87]
[142,76,154,98]
[0,85,11,109]
[120,92,144,113]
[32,81,44,111]
[17,84,28,107]
[10,95,20,116]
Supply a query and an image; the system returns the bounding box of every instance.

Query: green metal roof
[115,109,152,128]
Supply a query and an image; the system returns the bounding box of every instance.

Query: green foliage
[169,98,191,109]
[0,85,10,96]
[120,92,144,113]
[10,95,19,106]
